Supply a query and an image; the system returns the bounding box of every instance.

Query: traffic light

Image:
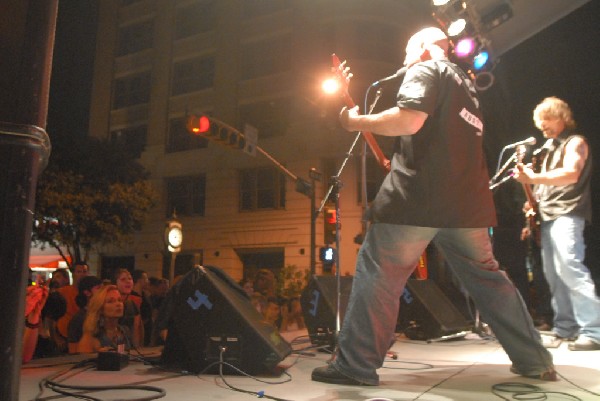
[319,246,336,273]
[186,115,247,150]
[324,207,337,244]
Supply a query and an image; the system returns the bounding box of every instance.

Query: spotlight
[473,49,489,70]
[454,37,476,58]
[432,0,451,5]
[322,78,339,95]
[447,18,466,37]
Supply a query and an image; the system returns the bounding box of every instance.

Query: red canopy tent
[28,244,70,269]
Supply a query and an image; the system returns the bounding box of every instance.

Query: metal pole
[169,252,176,285]
[310,176,316,276]
[0,2,57,400]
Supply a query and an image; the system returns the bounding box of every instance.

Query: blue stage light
[473,50,489,70]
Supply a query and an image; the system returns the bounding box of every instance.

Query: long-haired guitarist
[514,96,600,351]
[312,27,555,386]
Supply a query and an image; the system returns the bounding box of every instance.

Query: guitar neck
[521,182,538,210]
[334,54,390,173]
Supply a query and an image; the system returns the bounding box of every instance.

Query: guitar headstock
[331,53,354,106]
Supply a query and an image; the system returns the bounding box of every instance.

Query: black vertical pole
[0,1,57,400]
[310,176,316,276]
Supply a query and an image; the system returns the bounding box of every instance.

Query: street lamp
[165,213,182,283]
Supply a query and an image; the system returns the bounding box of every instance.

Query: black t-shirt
[369,59,496,228]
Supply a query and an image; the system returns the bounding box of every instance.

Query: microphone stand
[489,150,517,190]
[317,87,385,351]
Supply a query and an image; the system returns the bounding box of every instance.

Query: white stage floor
[19,329,600,401]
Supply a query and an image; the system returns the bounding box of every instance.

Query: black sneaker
[311,365,375,386]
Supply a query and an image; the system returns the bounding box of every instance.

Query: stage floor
[19,330,600,401]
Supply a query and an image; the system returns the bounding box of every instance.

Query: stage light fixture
[473,49,489,70]
[474,71,495,92]
[447,18,466,37]
[454,36,476,58]
[322,78,339,95]
[432,0,451,6]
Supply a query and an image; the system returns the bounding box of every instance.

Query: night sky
[46,1,600,275]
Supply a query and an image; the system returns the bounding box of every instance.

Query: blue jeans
[332,223,553,385]
[540,215,600,341]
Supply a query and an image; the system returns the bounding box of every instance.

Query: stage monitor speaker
[160,265,291,375]
[300,275,353,347]
[398,279,471,341]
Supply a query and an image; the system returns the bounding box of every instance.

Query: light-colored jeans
[332,223,553,385]
[541,214,600,341]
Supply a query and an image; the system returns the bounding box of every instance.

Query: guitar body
[524,206,541,246]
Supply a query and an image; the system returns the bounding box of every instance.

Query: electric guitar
[515,145,541,246]
[331,54,391,173]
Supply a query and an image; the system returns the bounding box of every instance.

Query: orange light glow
[322,78,339,95]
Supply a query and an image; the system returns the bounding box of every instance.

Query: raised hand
[25,285,49,320]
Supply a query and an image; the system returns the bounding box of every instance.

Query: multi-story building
[88,0,430,283]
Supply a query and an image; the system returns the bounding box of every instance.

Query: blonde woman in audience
[77,285,132,353]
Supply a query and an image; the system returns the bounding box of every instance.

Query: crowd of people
[241,268,305,333]
[23,264,172,362]
[23,263,306,363]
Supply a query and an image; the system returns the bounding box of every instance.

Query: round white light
[447,18,466,37]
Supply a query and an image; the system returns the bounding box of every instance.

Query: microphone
[504,136,536,149]
[371,66,408,87]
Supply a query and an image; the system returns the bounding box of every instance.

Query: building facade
[88,0,429,283]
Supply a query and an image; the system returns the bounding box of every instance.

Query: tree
[32,135,157,265]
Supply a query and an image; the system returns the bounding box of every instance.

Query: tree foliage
[32,135,157,265]
[276,264,309,299]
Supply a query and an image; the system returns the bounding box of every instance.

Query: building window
[357,156,387,204]
[110,125,147,158]
[117,20,154,56]
[166,175,206,217]
[113,71,151,109]
[167,117,208,153]
[239,167,286,211]
[238,248,284,280]
[242,0,291,18]
[174,0,216,40]
[171,56,215,96]
[241,34,291,80]
[239,97,290,139]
